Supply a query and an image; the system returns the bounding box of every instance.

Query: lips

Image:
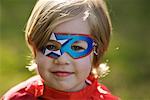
[51,71,74,77]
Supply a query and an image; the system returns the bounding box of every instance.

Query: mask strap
[93,42,98,55]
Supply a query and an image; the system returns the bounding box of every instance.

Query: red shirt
[2,75,119,100]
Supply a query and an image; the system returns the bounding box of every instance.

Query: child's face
[35,15,93,92]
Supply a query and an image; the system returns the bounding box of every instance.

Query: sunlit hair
[25,0,112,78]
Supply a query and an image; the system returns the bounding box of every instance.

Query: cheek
[78,58,91,67]
[35,52,52,72]
[80,53,93,67]
[75,55,92,74]
[35,57,46,74]
[35,53,44,67]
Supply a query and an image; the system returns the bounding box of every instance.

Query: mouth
[51,71,74,77]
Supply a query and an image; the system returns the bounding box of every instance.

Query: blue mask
[41,32,95,59]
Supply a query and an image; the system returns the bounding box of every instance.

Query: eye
[46,40,61,51]
[71,40,87,52]
[46,44,58,51]
[71,45,85,51]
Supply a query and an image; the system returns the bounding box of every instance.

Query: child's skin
[35,14,93,92]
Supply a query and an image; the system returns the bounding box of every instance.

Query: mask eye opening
[46,40,62,51]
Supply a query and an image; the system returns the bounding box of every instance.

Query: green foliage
[1,0,150,99]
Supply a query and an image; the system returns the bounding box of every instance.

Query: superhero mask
[41,32,96,59]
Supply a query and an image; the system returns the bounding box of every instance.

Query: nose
[53,53,71,65]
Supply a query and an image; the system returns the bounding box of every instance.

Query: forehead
[49,32,94,42]
[53,15,90,35]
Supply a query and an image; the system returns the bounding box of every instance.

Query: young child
[2,0,119,99]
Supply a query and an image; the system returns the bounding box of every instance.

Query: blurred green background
[0,0,150,99]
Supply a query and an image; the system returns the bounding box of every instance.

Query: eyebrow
[73,40,87,44]
[74,41,82,43]
[73,41,87,47]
